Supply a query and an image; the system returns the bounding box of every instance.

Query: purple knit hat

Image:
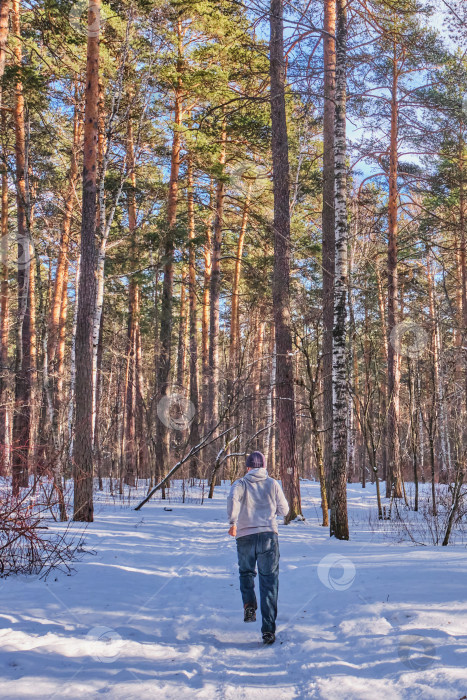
[246,451,266,469]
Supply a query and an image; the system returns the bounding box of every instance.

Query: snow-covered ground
[1,480,467,699]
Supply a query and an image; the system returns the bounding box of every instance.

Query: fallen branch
[134,426,234,511]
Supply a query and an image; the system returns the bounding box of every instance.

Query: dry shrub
[0,484,84,578]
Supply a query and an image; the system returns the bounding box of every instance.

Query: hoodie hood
[244,467,268,482]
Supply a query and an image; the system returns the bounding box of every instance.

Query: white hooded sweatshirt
[227,467,290,538]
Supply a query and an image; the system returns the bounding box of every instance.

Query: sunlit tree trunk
[0,111,8,475]
[386,41,403,500]
[269,0,302,520]
[207,121,226,462]
[73,0,101,521]
[92,82,107,443]
[48,93,82,456]
[155,18,184,482]
[12,0,32,494]
[123,119,139,487]
[322,0,336,496]
[408,359,419,510]
[0,2,9,474]
[68,255,80,458]
[201,182,213,431]
[264,332,276,472]
[227,191,249,475]
[0,0,10,85]
[48,93,81,366]
[330,0,349,540]
[458,129,467,424]
[375,263,388,482]
[93,310,104,489]
[253,318,266,444]
[56,262,68,439]
[176,272,188,386]
[427,256,450,480]
[229,190,250,388]
[186,155,200,475]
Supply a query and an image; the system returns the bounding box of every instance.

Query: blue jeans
[236,531,280,634]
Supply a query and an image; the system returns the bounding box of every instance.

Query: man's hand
[228,524,237,537]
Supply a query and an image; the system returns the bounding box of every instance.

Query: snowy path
[1,482,467,699]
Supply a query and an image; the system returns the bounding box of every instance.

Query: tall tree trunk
[227,190,249,477]
[135,318,146,476]
[48,92,82,458]
[56,262,68,441]
[48,93,82,366]
[264,332,276,473]
[410,359,419,510]
[93,309,104,489]
[176,272,188,386]
[187,154,200,475]
[269,0,302,521]
[0,112,8,475]
[386,41,403,500]
[207,121,226,462]
[28,234,37,474]
[0,0,9,475]
[457,129,467,431]
[427,256,450,480]
[73,0,101,521]
[11,0,32,494]
[229,191,250,388]
[375,263,388,482]
[92,85,107,443]
[155,18,183,481]
[68,254,80,461]
[201,182,213,429]
[253,318,266,445]
[322,0,336,497]
[0,0,10,86]
[330,0,349,540]
[311,399,328,527]
[123,119,139,487]
[347,220,357,484]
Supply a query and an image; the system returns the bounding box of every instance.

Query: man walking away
[227,451,289,645]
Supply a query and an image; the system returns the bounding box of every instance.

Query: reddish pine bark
[11,0,32,494]
[73,0,101,521]
[48,93,82,366]
[0,112,8,475]
[269,0,302,521]
[0,0,9,89]
[155,18,184,481]
[187,155,200,475]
